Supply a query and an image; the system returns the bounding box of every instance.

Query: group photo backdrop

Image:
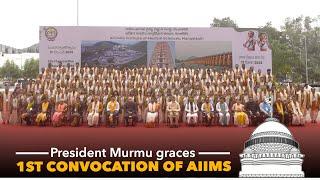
[39,26,272,72]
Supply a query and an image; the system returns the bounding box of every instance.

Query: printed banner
[39,26,272,72]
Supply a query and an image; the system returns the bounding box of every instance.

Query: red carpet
[0,123,319,177]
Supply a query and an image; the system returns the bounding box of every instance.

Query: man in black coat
[124,97,138,126]
[245,97,262,126]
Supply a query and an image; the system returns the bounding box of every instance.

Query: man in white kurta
[185,99,199,125]
[146,99,159,123]
[87,98,102,127]
[216,97,230,126]
[167,96,181,126]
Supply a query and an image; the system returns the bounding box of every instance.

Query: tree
[210,17,238,28]
[0,59,21,79]
[22,58,39,79]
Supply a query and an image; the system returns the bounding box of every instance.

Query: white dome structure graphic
[239,118,304,177]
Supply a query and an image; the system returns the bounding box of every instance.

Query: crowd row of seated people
[1,63,319,127]
[15,91,312,127]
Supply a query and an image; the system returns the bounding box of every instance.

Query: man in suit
[246,96,262,126]
[124,97,138,126]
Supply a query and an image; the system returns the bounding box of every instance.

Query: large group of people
[0,62,319,128]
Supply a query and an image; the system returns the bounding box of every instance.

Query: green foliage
[0,59,21,79]
[282,16,320,83]
[211,17,238,28]
[22,58,39,79]
[0,58,39,80]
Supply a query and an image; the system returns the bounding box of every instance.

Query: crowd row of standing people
[0,63,319,127]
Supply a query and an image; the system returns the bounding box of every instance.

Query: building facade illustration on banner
[183,52,232,67]
[148,41,175,68]
[81,41,147,67]
[239,118,304,178]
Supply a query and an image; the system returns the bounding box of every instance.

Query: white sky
[0,0,319,49]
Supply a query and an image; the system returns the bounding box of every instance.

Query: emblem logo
[45,27,58,41]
